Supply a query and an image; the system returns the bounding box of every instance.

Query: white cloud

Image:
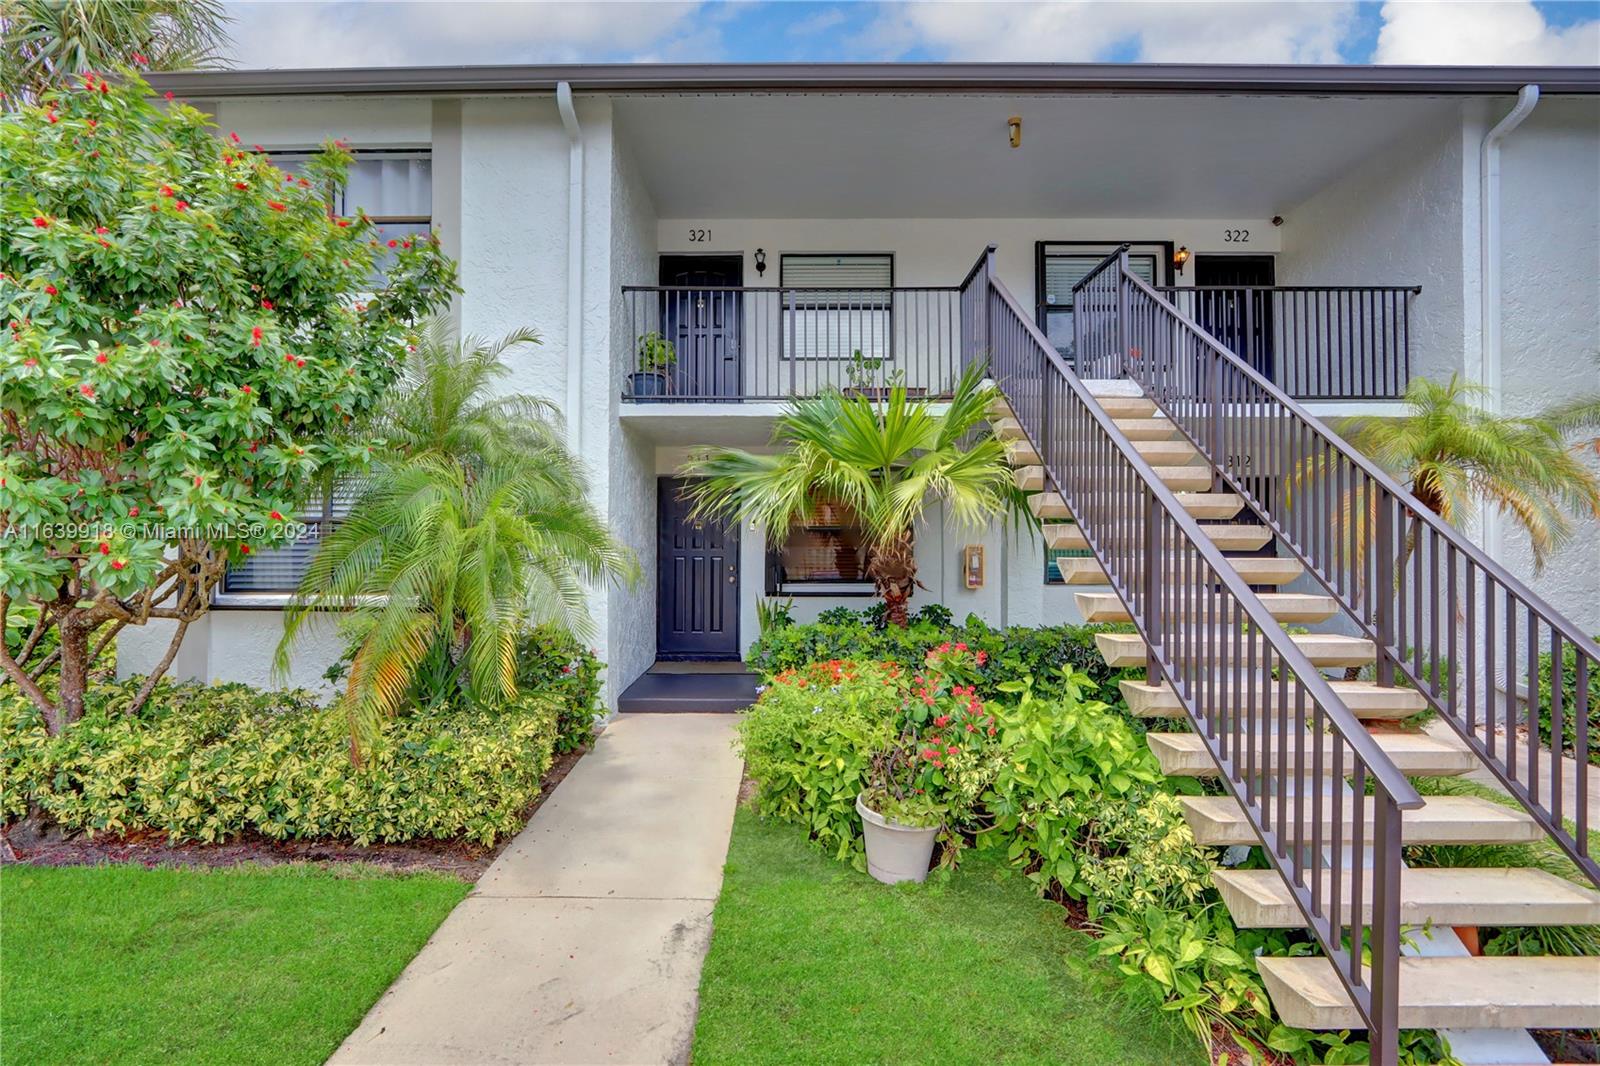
[859,1,1357,63]
[224,0,709,68]
[789,7,848,36]
[1374,0,1600,64]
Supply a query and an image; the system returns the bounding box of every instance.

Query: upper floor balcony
[620,266,1418,405]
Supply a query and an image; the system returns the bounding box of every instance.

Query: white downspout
[1477,84,1538,562]
[557,81,584,453]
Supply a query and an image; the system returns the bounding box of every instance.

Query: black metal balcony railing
[1153,286,1419,401]
[621,286,963,401]
[622,279,1418,404]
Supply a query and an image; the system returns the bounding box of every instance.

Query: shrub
[1536,638,1600,766]
[1,678,559,846]
[515,623,604,754]
[737,660,902,864]
[746,611,1135,705]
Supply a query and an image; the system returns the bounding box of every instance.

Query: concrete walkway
[330,714,743,1066]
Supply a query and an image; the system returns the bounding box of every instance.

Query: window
[222,485,355,595]
[780,253,894,362]
[768,500,880,595]
[1037,243,1163,363]
[278,149,432,273]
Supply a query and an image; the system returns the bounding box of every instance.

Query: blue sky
[227,1,1600,69]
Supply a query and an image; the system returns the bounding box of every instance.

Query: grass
[0,862,469,1066]
[691,808,1204,1066]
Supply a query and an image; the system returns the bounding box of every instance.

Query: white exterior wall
[1498,98,1600,636]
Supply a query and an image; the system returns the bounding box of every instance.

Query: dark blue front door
[660,255,742,399]
[658,478,740,660]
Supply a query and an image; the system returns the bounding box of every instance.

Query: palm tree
[680,362,1028,626]
[1337,375,1600,571]
[277,322,637,750]
[1,0,230,108]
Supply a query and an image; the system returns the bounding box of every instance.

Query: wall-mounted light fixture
[963,545,985,589]
[754,248,767,277]
[1007,115,1022,149]
[1173,246,1190,276]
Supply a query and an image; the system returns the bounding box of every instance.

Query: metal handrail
[1090,253,1598,885]
[966,244,1419,1064]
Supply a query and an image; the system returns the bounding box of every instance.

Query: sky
[224,0,1600,69]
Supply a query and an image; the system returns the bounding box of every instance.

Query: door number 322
[1223,229,1251,243]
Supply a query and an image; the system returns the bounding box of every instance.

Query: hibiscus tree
[0,70,458,731]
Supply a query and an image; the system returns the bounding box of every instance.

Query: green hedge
[1,678,560,846]
[1537,639,1600,766]
[515,623,605,753]
[748,609,1136,704]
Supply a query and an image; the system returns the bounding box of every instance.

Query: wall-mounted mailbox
[963,545,985,589]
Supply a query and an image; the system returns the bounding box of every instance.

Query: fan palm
[679,361,1028,626]
[1,0,230,107]
[277,323,637,750]
[1337,374,1600,570]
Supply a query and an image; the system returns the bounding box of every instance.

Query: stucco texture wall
[1277,105,1472,387]
[1497,98,1600,635]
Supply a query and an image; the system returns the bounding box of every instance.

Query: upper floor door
[660,254,743,400]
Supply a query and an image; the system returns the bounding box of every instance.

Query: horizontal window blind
[1042,252,1156,308]
[781,254,894,361]
[780,254,893,292]
[223,486,356,594]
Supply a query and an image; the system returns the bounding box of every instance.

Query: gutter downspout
[1477,83,1539,563]
[557,81,584,453]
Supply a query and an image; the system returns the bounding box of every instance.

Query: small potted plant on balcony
[631,331,676,401]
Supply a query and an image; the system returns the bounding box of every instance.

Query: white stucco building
[119,62,1600,709]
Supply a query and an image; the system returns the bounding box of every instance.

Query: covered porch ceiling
[613,92,1460,219]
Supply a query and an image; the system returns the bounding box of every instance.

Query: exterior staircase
[960,241,1600,1064]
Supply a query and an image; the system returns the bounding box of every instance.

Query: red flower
[129,506,139,517]
[175,201,188,211]
[111,560,125,570]
[193,476,203,487]
[240,384,252,394]
[78,383,94,398]
[32,216,48,228]
[261,299,273,309]
[44,284,58,296]
[267,201,286,212]
[95,352,108,364]
[295,358,305,368]
[336,219,350,227]
[241,545,251,555]
[160,185,174,197]
[164,91,175,101]
[99,542,110,555]
[22,358,36,367]
[251,326,263,347]
[229,131,241,143]
[269,510,283,520]
[46,111,58,124]
[386,239,398,248]
[94,226,108,234]
[934,715,950,728]
[132,53,149,66]
[235,182,248,190]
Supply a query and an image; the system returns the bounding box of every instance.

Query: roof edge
[146,61,1600,98]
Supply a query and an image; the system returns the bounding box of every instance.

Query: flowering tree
[0,70,458,732]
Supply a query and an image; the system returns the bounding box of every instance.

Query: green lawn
[0,862,469,1066]
[692,809,1204,1066]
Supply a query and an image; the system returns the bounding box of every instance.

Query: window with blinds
[222,484,358,594]
[779,253,894,362]
[769,499,880,594]
[278,149,432,274]
[1038,244,1160,360]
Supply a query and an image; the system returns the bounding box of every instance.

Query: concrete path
[329,714,743,1066]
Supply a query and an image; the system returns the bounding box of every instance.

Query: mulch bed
[0,744,587,883]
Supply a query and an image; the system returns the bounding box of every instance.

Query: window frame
[1035,240,1173,362]
[778,252,896,363]
[765,498,885,597]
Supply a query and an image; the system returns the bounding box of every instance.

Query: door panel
[658,478,740,659]
[660,255,742,400]
[1193,255,1276,380]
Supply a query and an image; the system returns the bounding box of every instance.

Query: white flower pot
[856,792,938,885]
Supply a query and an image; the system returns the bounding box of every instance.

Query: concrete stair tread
[1095,630,1376,668]
[1173,492,1245,520]
[1179,794,1543,847]
[1120,678,1428,719]
[1083,379,1146,398]
[1213,867,1600,929]
[1133,440,1205,465]
[1029,492,1070,519]
[1256,955,1600,1030]
[1149,465,1213,491]
[1015,465,1045,492]
[1094,396,1159,418]
[1110,416,1182,440]
[1077,590,1336,624]
[992,416,1027,441]
[1148,731,1475,778]
[1049,523,1272,554]
[1050,553,1303,586]
[1004,438,1041,466]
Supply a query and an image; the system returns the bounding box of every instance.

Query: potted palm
[631,331,676,401]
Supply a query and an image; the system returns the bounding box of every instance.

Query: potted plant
[631,331,676,400]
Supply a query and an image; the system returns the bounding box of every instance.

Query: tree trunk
[868,528,918,627]
[56,614,91,731]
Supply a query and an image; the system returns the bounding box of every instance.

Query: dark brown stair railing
[1080,247,1599,888]
[960,245,1423,1066]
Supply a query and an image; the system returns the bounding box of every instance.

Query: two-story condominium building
[120,62,1600,1064]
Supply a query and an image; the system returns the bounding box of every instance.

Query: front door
[660,254,742,400]
[657,478,740,660]
[1193,255,1276,381]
